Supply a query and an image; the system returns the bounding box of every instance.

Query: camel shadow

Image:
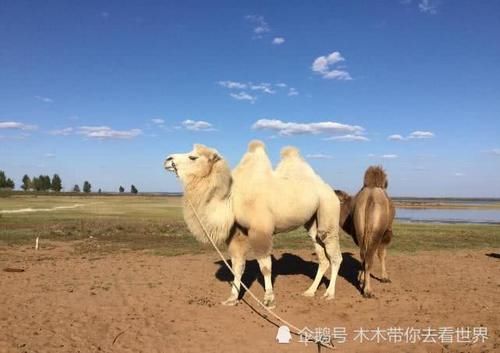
[486,253,500,259]
[214,252,363,299]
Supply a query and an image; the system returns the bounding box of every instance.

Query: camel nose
[164,156,174,168]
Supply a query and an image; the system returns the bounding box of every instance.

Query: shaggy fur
[165,140,343,307]
[363,165,388,189]
[335,166,395,298]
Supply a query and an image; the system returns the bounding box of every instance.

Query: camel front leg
[257,256,275,308]
[222,255,245,306]
[222,232,248,306]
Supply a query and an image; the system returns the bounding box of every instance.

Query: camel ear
[210,152,221,163]
[193,144,207,152]
[334,190,348,203]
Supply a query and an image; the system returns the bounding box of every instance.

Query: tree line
[0,170,139,193]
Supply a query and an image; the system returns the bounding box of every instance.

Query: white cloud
[388,131,435,140]
[306,153,333,159]
[485,148,500,156]
[312,51,352,80]
[454,172,464,177]
[324,134,370,142]
[250,83,275,94]
[78,126,142,139]
[369,153,398,159]
[230,92,257,103]
[181,120,215,131]
[151,118,165,125]
[245,15,270,35]
[218,80,297,101]
[381,154,398,159]
[388,134,405,141]
[99,11,110,18]
[0,121,37,130]
[408,130,435,139]
[218,80,247,89]
[50,127,74,136]
[272,37,285,45]
[418,0,437,14]
[253,119,365,137]
[35,95,53,103]
[44,153,56,158]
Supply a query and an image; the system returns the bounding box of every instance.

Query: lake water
[396,208,500,224]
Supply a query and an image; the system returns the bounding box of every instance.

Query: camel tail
[363,166,388,189]
[359,195,375,259]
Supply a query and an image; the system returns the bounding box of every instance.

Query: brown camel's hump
[363,166,388,189]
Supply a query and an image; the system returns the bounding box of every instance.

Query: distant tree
[119,186,124,193]
[21,174,31,191]
[131,185,138,194]
[98,188,102,193]
[5,178,15,189]
[43,175,51,191]
[73,184,81,192]
[51,174,62,192]
[0,170,6,187]
[83,181,91,193]
[32,177,42,191]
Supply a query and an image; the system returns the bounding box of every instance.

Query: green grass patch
[1,195,499,256]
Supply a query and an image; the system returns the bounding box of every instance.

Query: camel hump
[280,146,300,159]
[363,166,388,188]
[248,140,266,152]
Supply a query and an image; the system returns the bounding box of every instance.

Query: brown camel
[335,166,395,298]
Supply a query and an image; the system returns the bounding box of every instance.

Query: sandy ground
[0,243,498,353]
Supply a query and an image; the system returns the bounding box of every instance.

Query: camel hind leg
[257,256,275,308]
[322,228,342,300]
[378,229,392,283]
[361,233,383,298]
[302,220,330,297]
[361,245,377,298]
[316,194,343,300]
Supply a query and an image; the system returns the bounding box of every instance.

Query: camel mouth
[164,160,179,177]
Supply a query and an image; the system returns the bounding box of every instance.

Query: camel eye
[189,156,199,161]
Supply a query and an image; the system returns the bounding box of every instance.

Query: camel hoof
[381,278,392,283]
[263,298,276,309]
[302,290,315,297]
[221,298,239,306]
[363,291,375,299]
[323,293,335,301]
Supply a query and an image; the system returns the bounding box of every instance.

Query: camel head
[334,189,353,229]
[164,144,221,182]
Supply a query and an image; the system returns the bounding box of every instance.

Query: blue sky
[1,0,499,197]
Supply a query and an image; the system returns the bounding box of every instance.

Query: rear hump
[363,166,388,188]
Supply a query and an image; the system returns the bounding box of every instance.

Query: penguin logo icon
[276,325,292,344]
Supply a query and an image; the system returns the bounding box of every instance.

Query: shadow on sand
[486,253,500,259]
[214,252,364,299]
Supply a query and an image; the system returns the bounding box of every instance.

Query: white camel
[164,140,342,307]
